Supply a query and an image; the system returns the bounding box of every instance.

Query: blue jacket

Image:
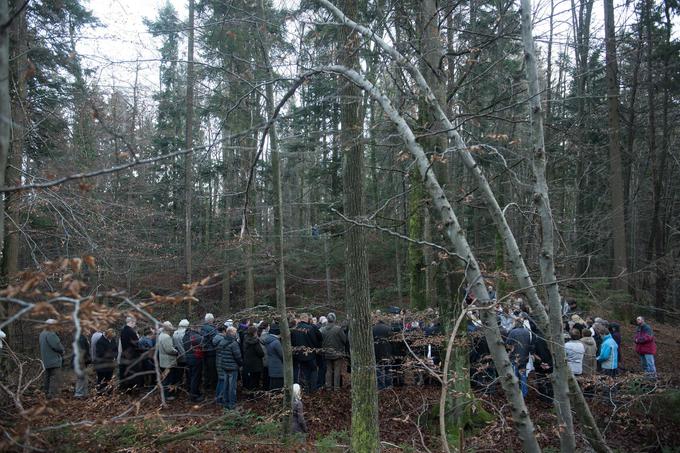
[596,334,618,370]
[264,335,283,378]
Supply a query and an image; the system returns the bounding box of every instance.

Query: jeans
[513,364,528,398]
[640,354,656,377]
[376,363,393,390]
[188,361,203,400]
[75,369,88,397]
[294,359,318,393]
[217,370,238,409]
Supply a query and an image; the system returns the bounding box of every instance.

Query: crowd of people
[36,296,659,415]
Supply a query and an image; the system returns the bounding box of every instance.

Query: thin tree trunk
[604,0,628,290]
[519,1,576,450]
[0,0,10,262]
[184,0,195,292]
[258,0,295,432]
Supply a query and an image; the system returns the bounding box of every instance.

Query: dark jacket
[94,335,117,371]
[120,325,140,363]
[291,321,322,362]
[243,334,264,372]
[214,333,242,371]
[532,331,553,375]
[39,330,65,369]
[506,326,532,369]
[200,323,218,355]
[182,329,204,365]
[264,335,283,378]
[322,323,348,360]
[373,321,393,362]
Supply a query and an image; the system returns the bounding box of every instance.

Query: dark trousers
[162,367,181,397]
[203,354,217,391]
[269,377,284,390]
[243,371,261,390]
[316,354,326,389]
[262,366,269,390]
[294,359,318,393]
[96,369,114,394]
[188,361,203,400]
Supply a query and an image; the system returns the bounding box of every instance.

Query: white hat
[319,316,328,325]
[45,319,58,325]
[204,313,214,322]
[178,319,190,327]
[224,319,234,328]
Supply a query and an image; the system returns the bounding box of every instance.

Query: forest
[0,0,679,451]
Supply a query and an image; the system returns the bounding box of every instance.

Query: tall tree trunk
[519,1,576,450]
[2,5,26,280]
[338,0,380,450]
[0,0,10,263]
[221,136,231,312]
[603,0,628,290]
[184,0,195,292]
[258,0,295,433]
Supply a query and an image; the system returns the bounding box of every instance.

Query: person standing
[264,324,284,390]
[74,331,91,398]
[242,326,264,391]
[564,329,585,376]
[39,319,65,399]
[119,316,142,390]
[531,329,553,402]
[291,313,322,392]
[506,319,532,397]
[201,313,218,392]
[292,383,308,435]
[579,328,598,376]
[173,319,189,390]
[214,326,242,409]
[158,321,179,400]
[596,324,619,377]
[372,318,394,390]
[183,322,205,402]
[634,316,657,378]
[94,329,117,394]
[322,312,348,390]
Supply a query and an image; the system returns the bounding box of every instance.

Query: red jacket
[634,324,657,355]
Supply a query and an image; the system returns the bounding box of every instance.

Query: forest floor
[4,317,680,452]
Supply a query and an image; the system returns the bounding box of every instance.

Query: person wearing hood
[291,313,322,392]
[214,326,242,409]
[242,326,264,390]
[264,324,284,390]
[158,321,179,400]
[94,328,117,394]
[182,322,205,402]
[322,312,347,390]
[596,324,618,377]
[39,319,65,399]
[119,316,142,390]
[173,319,189,390]
[201,313,218,392]
[580,328,597,376]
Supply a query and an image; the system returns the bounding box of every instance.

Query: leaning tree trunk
[257,0,295,435]
[338,0,380,450]
[519,1,576,451]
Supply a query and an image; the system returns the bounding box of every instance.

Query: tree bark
[0,0,10,262]
[338,0,381,451]
[184,0,195,291]
[258,0,295,433]
[603,0,628,290]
